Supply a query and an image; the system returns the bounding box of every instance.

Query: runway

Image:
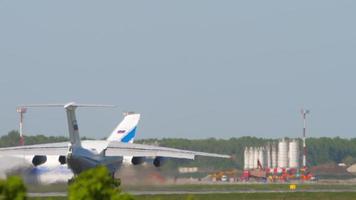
[28,189,356,197]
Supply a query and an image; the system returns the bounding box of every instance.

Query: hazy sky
[1,1,356,139]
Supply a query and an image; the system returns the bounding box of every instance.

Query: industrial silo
[288,139,300,168]
[253,147,259,169]
[278,138,289,168]
[244,147,249,169]
[248,147,254,169]
[266,144,272,168]
[271,143,277,168]
[258,147,265,168]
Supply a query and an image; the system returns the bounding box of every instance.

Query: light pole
[301,109,310,168]
[16,107,27,145]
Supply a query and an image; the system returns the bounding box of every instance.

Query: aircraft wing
[105,141,231,160]
[0,142,69,155]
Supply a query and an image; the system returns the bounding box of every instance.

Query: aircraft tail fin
[107,113,140,143]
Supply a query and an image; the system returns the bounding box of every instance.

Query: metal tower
[301,109,310,168]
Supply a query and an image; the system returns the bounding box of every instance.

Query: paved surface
[28,192,67,197]
[28,189,356,197]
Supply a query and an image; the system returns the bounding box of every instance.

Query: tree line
[1,130,356,170]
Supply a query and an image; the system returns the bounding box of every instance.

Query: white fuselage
[67,142,123,175]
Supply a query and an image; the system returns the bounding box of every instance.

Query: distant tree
[0,176,26,200]
[342,155,356,166]
[0,130,69,147]
[68,166,133,200]
[0,130,21,147]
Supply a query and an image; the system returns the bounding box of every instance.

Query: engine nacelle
[58,155,67,165]
[131,157,145,165]
[32,155,47,166]
[153,156,165,167]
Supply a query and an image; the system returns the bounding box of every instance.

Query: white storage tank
[278,139,289,168]
[266,144,272,168]
[271,143,277,168]
[244,147,249,169]
[288,139,300,168]
[253,147,259,169]
[258,147,265,168]
[248,147,254,169]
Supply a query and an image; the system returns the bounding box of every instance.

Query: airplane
[0,102,230,181]
[19,112,141,184]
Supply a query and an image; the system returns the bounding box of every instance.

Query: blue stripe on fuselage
[121,127,136,143]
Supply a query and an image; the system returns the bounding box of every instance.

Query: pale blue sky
[1,1,356,139]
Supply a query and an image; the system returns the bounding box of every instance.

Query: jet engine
[58,155,67,165]
[32,155,47,166]
[153,156,165,167]
[131,157,145,165]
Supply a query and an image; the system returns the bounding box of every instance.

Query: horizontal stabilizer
[19,102,115,109]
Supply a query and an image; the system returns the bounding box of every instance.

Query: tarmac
[28,189,356,197]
